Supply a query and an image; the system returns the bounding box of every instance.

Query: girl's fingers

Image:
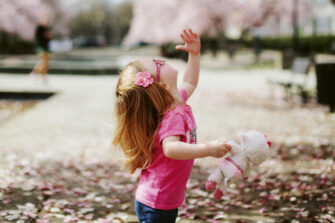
[183,29,191,41]
[180,34,187,43]
[189,29,198,38]
[181,34,191,44]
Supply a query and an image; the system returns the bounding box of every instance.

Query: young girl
[113,29,231,223]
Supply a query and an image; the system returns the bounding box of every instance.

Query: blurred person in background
[29,15,53,83]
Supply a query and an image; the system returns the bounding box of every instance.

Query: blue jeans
[135,200,178,223]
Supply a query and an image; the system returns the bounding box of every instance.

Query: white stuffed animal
[206,130,272,200]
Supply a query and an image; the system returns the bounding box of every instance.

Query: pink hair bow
[135,72,153,88]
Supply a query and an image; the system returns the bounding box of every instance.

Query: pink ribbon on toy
[225,157,244,176]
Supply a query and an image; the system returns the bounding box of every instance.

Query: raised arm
[162,136,231,160]
[175,29,201,99]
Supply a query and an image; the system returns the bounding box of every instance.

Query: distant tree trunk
[212,17,236,60]
[292,0,299,51]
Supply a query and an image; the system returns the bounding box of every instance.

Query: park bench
[268,57,312,102]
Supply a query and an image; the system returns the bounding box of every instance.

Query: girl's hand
[175,29,201,55]
[207,140,231,158]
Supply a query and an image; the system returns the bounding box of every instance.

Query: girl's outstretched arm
[176,29,201,99]
[162,136,231,160]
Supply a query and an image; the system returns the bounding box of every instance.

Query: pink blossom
[3,198,12,204]
[37,219,50,223]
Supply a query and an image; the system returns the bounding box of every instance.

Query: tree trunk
[292,0,299,51]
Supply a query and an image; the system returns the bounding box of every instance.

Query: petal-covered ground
[1,142,334,223]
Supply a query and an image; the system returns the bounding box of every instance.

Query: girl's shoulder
[158,106,188,144]
[161,105,190,129]
[165,105,185,118]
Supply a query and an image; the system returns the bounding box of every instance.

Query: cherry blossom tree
[210,0,312,38]
[123,0,269,46]
[248,0,313,52]
[123,0,313,47]
[123,0,237,46]
[0,0,67,41]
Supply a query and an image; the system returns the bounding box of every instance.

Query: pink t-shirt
[135,89,197,210]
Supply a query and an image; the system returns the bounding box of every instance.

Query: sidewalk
[0,74,121,164]
[1,66,332,164]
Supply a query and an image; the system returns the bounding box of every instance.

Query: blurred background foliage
[0,0,334,56]
[69,0,133,46]
[0,0,133,54]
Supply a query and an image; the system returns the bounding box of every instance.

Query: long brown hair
[112,61,175,174]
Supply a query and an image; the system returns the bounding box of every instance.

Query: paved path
[0,74,121,165]
[0,54,334,165]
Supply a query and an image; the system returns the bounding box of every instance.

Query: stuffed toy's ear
[238,132,243,140]
[227,140,242,154]
[238,132,248,143]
